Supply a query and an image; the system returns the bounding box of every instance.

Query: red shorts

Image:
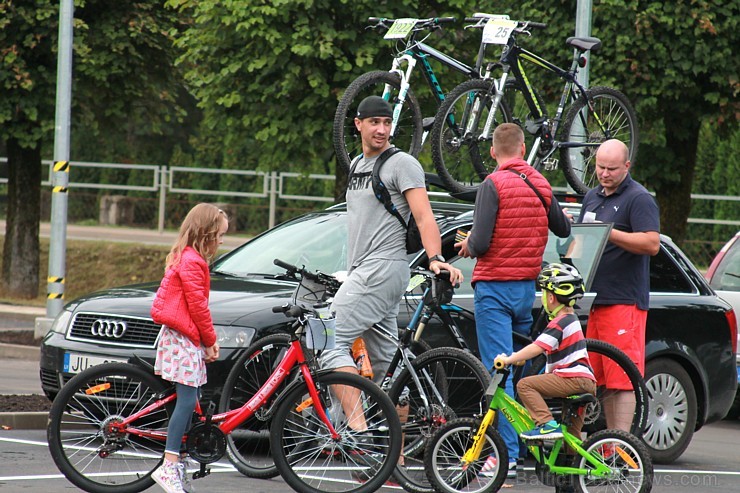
[587,304,647,390]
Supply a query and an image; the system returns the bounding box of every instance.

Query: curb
[0,343,40,361]
[0,411,48,430]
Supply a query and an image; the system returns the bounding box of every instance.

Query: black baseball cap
[356,96,393,119]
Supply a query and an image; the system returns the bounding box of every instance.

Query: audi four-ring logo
[90,319,127,339]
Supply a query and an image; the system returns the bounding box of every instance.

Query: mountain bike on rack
[333,15,513,175]
[220,260,490,493]
[431,18,639,194]
[425,360,653,493]
[46,271,402,493]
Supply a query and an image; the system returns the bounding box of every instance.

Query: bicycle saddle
[566,36,602,53]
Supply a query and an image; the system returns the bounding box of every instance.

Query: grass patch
[0,237,171,306]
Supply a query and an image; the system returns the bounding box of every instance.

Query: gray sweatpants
[321,258,408,384]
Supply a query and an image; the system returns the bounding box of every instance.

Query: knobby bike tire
[333,70,424,173]
[575,429,653,493]
[47,362,170,493]
[559,86,639,194]
[219,332,292,479]
[424,417,509,493]
[430,78,512,195]
[525,338,648,437]
[270,371,402,493]
[387,347,491,493]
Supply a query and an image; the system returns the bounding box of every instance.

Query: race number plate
[384,18,417,39]
[483,18,517,45]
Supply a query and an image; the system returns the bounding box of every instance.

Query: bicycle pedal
[543,158,559,171]
[193,464,210,479]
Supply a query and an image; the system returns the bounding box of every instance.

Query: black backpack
[348,147,423,254]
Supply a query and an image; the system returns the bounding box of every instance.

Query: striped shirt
[534,312,595,380]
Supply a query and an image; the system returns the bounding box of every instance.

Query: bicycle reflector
[578,56,587,68]
[85,383,111,395]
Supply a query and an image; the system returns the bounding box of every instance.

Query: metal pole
[269,172,278,229]
[158,166,167,233]
[46,0,74,319]
[575,0,593,88]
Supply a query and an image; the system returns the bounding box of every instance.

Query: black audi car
[40,200,737,463]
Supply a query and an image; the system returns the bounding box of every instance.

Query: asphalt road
[1,420,740,492]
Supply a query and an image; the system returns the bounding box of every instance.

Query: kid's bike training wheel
[574,429,653,493]
[424,417,509,493]
[333,70,424,173]
[387,347,491,493]
[430,77,512,195]
[525,338,649,437]
[47,362,170,493]
[270,371,402,493]
[219,332,292,479]
[559,86,639,194]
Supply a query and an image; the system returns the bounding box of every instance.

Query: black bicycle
[333,15,512,175]
[431,18,639,194]
[220,261,490,493]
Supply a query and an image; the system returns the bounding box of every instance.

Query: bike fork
[386,54,417,139]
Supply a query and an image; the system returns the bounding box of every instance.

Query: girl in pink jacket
[150,203,228,493]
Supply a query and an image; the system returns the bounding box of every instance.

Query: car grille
[67,312,162,348]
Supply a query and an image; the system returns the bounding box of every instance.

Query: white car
[705,230,740,418]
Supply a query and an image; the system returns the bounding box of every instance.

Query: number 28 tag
[384,18,418,39]
[482,18,517,45]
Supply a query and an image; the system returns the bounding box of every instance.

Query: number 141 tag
[482,18,517,45]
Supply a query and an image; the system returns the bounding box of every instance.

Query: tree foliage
[0,0,187,297]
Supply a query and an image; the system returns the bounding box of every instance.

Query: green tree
[165,1,471,173]
[0,0,188,297]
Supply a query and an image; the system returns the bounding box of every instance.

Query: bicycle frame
[109,336,340,443]
[479,30,597,166]
[385,41,478,138]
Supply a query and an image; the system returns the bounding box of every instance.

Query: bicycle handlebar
[463,15,547,31]
[366,16,456,31]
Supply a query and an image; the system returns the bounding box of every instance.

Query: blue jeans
[475,280,535,462]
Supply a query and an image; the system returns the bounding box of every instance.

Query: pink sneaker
[152,460,185,493]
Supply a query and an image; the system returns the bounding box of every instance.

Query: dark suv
[40,201,737,463]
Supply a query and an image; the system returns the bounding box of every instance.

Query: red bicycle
[46,264,402,493]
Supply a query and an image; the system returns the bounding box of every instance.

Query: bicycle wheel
[333,70,424,172]
[219,332,292,478]
[47,362,170,493]
[271,371,402,493]
[574,429,653,493]
[424,417,509,493]
[387,347,491,493]
[431,78,512,195]
[524,339,648,437]
[559,86,639,194]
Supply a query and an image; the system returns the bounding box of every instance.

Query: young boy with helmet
[494,263,597,441]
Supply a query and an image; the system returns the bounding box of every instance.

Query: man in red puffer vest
[456,123,571,477]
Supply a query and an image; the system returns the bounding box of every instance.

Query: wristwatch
[429,254,446,264]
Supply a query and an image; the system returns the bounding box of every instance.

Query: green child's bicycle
[424,360,653,493]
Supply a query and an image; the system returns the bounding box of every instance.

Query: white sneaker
[152,460,185,493]
[177,456,197,493]
[480,455,517,479]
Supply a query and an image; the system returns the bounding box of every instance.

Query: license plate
[63,353,127,374]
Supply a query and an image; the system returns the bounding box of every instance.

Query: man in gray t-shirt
[322,97,462,407]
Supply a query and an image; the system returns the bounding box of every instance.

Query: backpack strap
[371,147,408,229]
[507,169,549,213]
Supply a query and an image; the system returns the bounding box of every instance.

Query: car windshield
[213,212,349,277]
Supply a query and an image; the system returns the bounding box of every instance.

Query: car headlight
[214,325,255,349]
[49,309,73,335]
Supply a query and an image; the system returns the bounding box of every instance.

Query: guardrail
[1,158,738,231]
